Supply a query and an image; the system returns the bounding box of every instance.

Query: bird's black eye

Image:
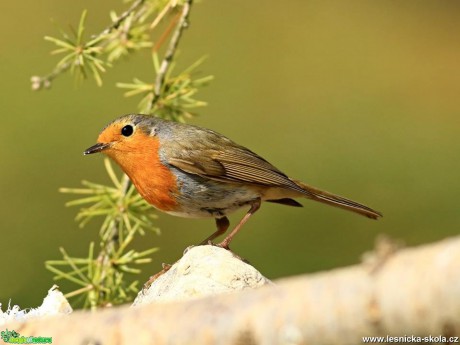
[121,125,134,137]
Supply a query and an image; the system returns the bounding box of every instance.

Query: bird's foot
[203,240,250,264]
[215,239,230,250]
[197,239,226,248]
[202,239,232,251]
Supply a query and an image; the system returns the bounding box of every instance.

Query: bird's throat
[106,136,178,212]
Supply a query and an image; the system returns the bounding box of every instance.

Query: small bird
[84,114,382,248]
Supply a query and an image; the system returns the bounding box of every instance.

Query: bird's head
[84,114,159,165]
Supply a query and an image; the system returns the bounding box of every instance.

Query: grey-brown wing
[168,146,305,194]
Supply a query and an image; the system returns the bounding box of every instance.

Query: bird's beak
[83,142,112,155]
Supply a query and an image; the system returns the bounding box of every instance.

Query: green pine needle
[50,159,159,308]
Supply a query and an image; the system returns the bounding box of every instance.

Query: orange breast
[106,134,178,212]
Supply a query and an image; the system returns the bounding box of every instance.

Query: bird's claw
[215,241,230,250]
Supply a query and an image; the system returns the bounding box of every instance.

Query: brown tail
[293,180,382,219]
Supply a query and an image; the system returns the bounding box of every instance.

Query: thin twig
[101,174,132,255]
[150,0,193,109]
[31,62,71,90]
[96,0,146,38]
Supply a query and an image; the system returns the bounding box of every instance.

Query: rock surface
[133,245,271,306]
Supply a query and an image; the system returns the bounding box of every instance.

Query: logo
[1,329,52,344]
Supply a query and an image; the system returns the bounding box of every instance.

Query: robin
[84,114,382,249]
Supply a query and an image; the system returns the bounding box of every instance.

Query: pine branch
[31,0,147,90]
[52,159,158,308]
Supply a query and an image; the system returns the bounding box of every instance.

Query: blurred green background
[1,1,459,307]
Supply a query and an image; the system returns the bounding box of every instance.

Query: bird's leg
[218,198,261,249]
[199,216,230,245]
